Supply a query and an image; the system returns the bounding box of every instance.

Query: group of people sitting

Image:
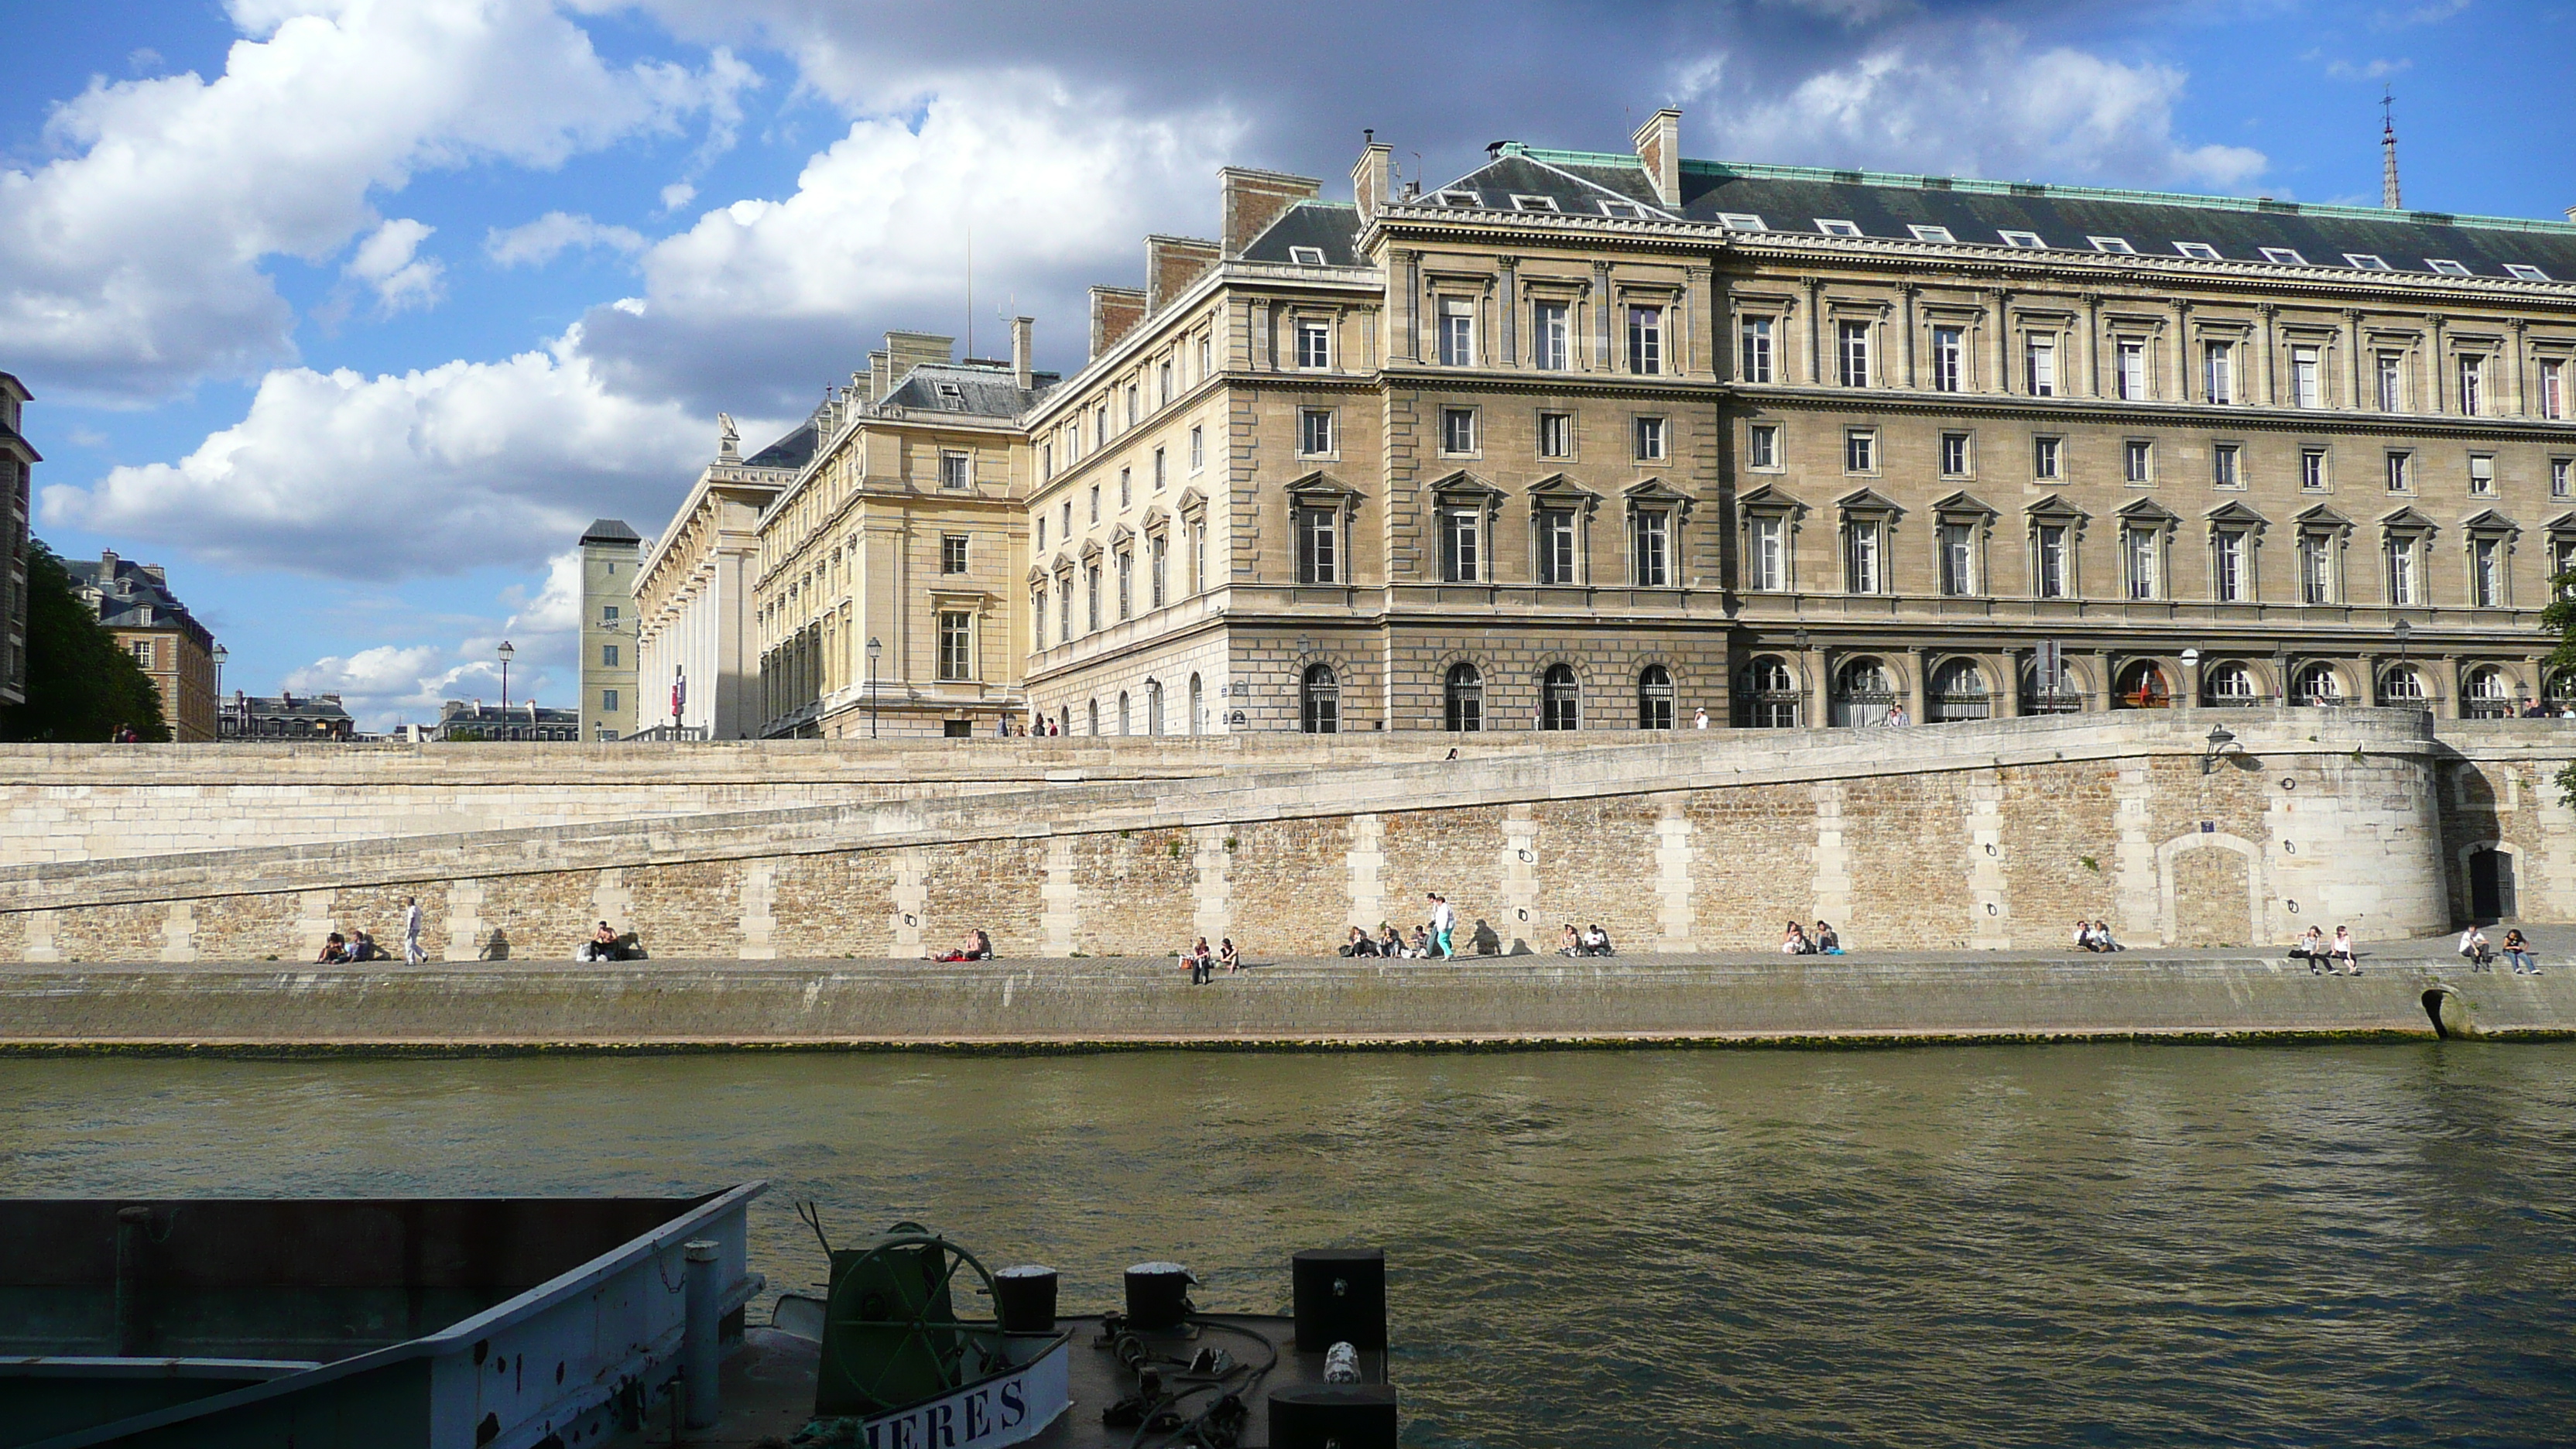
[1341,924,1437,958]
[927,930,995,962]
[2072,919,2122,953]
[1557,923,1615,957]
[1779,920,1843,954]
[2288,926,2361,974]
[2455,925,2542,975]
[314,928,387,963]
[1180,937,1240,983]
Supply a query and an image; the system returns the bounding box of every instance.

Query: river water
[3,1044,2571,1447]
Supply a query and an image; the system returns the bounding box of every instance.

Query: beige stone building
[577,519,642,740]
[1020,109,2576,734]
[63,550,218,741]
[749,330,1054,738]
[632,421,804,738]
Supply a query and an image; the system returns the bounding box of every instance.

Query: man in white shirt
[1693,707,1709,729]
[1428,893,1457,959]
[402,896,426,964]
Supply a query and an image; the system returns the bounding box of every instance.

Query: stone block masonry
[0,711,2561,965]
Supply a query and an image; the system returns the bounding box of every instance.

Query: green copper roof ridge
[1497,143,2576,237]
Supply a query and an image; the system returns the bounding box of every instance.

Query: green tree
[0,539,170,742]
[2547,566,2576,805]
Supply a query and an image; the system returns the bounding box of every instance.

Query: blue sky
[4,0,2570,728]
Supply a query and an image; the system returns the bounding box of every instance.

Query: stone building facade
[632,420,803,738]
[577,519,642,740]
[1019,108,2576,735]
[63,549,218,741]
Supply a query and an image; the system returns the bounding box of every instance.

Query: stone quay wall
[3,709,2553,966]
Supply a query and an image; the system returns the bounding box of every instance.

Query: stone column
[1989,288,2012,395]
[2088,651,2114,714]
[1595,262,1615,371]
[1899,283,1919,389]
[2259,304,2280,406]
[1497,259,1519,368]
[2001,649,2024,718]
[1806,643,1831,728]
[1398,251,1420,362]
[2437,653,2461,720]
[2509,320,2530,417]
[1801,279,1823,385]
[2429,314,2448,413]
[1655,801,1695,950]
[2171,300,2194,401]
[1499,807,1540,955]
[1904,646,1928,725]
[2081,293,2103,397]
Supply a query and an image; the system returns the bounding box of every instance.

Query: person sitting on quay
[2458,924,2495,971]
[1342,927,1380,958]
[1182,937,1214,985]
[1406,926,1433,959]
[577,920,636,962]
[928,930,992,962]
[1581,923,1615,957]
[2329,926,2359,975]
[1780,920,1813,954]
[2074,918,2104,953]
[1557,923,1583,957]
[2090,920,2121,951]
[2291,926,2328,972]
[2501,930,2543,975]
[1811,921,1840,955]
[1378,923,1406,957]
[345,927,385,962]
[1219,938,1242,973]
[316,932,351,964]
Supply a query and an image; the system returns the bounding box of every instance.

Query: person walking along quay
[1428,893,1457,959]
[403,896,426,964]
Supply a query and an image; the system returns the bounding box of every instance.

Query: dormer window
[1999,230,2045,248]
[1717,212,1767,231]
[936,382,965,408]
[2174,242,2221,260]
[1908,224,1956,243]
[2088,236,2135,254]
[2506,263,2553,281]
[1288,245,1327,265]
[1596,199,1646,218]
[1436,190,1479,207]
[2345,253,2392,270]
[2426,258,2471,276]
[1509,194,1560,212]
[1815,218,1862,236]
[2260,247,2307,265]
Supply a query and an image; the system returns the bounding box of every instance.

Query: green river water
[2,1043,2570,1447]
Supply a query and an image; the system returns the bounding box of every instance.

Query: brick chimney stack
[1011,315,1034,390]
[1632,107,1681,209]
[1351,134,1392,227]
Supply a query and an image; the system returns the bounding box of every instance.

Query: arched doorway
[1637,664,1675,729]
[1832,656,1896,727]
[2468,847,2519,921]
[1187,673,1203,735]
[1118,690,1131,735]
[1540,664,1581,731]
[2116,660,2173,709]
[1301,664,1339,734]
[1444,663,1483,732]
[1146,680,1163,735]
[1738,656,1801,728]
[1928,659,1991,721]
[1087,699,1100,735]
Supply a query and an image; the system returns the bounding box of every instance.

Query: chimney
[1088,285,1148,360]
[1633,107,1682,208]
[884,331,954,385]
[1218,166,1323,259]
[1144,235,1221,314]
[140,564,165,584]
[2565,206,2575,224]
[1351,134,1392,227]
[868,350,891,402]
[1011,315,1035,390]
[99,549,118,571]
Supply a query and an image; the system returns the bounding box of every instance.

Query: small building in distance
[63,548,218,741]
[0,373,33,707]
[222,691,356,741]
[432,698,580,742]
[579,518,643,741]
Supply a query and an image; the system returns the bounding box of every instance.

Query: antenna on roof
[964,217,974,358]
[2380,87,2402,211]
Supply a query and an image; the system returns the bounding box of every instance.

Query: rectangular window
[2214,532,2246,602]
[1846,430,1876,474]
[1941,432,1970,477]
[2556,458,2573,500]
[2124,440,2153,484]
[1716,212,1766,231]
[1438,299,1475,366]
[1908,224,1955,242]
[1750,517,1786,591]
[2543,359,2567,420]
[1441,507,1482,582]
[1533,303,1570,370]
[941,534,969,574]
[1817,218,1862,236]
[2557,540,2576,599]
[1189,424,1204,471]
[1837,320,1872,387]
[1159,361,1173,404]
[1198,334,1211,377]
[1119,467,1131,509]
[1738,316,1775,383]
[1297,509,1339,584]
[2026,336,2057,396]
[1036,516,1046,550]
[1626,306,1663,375]
[2036,525,2070,599]
[1117,550,1132,618]
[2473,537,2503,608]
[2377,352,2405,411]
[2204,341,2235,404]
[1299,408,1334,456]
[2470,454,2496,496]
[937,611,972,681]
[2386,451,2412,493]
[1150,536,1166,607]
[1441,408,1477,454]
[1153,447,1166,491]
[1748,423,1780,470]
[1086,565,1101,631]
[601,689,618,713]
[2507,264,2554,282]
[1634,416,1667,461]
[2125,529,2160,600]
[2292,347,2322,408]
[939,450,971,489]
[601,643,619,667]
[2033,436,2062,480]
[2116,340,2147,400]
[1632,509,1670,587]
[1537,412,1571,459]
[2299,533,2334,605]
[2386,540,2418,605]
[2459,356,2485,416]
[1932,326,1965,392]
[2302,447,2329,492]
[1937,522,1976,597]
[1095,405,1108,447]
[1296,319,1332,369]
[602,604,619,622]
[1089,485,1101,524]
[1126,385,1140,426]
[1058,578,1073,645]
[1289,245,1328,265]
[2212,444,2242,489]
[1845,522,1882,594]
[1536,509,1578,584]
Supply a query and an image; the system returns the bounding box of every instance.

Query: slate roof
[63,553,207,640]
[742,416,820,470]
[878,361,1060,418]
[581,518,641,546]
[1240,201,1365,266]
[1411,146,2576,281]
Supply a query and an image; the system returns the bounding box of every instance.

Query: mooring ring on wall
[1516,908,1528,921]
[903,913,918,927]
[1984,842,1997,857]
[2283,840,2296,854]
[1517,848,1533,862]
[2281,778,2297,790]
[2285,899,2300,913]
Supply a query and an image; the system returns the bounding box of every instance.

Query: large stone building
[0,374,32,707]
[63,550,218,741]
[1018,109,2576,734]
[632,418,807,738]
[578,519,642,740]
[221,691,355,741]
[748,329,1055,738]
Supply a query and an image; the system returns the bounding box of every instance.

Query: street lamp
[2202,723,2239,775]
[497,640,515,733]
[865,635,882,739]
[211,643,228,739]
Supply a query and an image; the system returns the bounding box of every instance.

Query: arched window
[2019,656,2084,715]
[1928,659,1991,721]
[1739,656,1800,728]
[1087,699,1100,735]
[1118,690,1132,735]
[1146,680,1164,735]
[2292,663,2343,707]
[2547,669,2576,714]
[1301,663,1340,734]
[2377,666,2428,708]
[1057,705,1070,736]
[1444,663,1483,732]
[1831,657,1896,727]
[1541,664,1581,731]
[2115,660,2173,709]
[1187,673,1203,736]
[2202,661,2259,707]
[1637,664,1675,729]
[2464,665,2516,718]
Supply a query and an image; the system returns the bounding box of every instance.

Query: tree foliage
[0,539,170,743]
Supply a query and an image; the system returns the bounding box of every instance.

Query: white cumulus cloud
[346,217,444,311]
[486,211,649,268]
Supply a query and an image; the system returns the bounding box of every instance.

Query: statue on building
[716,413,740,463]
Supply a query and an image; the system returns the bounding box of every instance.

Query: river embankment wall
[0,710,2566,965]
